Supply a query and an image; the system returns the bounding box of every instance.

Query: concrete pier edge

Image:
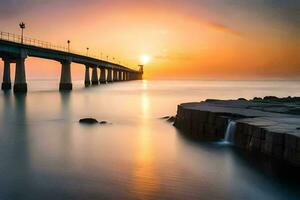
[174,99,300,166]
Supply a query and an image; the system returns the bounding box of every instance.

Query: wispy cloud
[155,53,193,61]
[205,21,242,36]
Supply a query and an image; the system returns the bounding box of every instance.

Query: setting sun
[140,54,151,65]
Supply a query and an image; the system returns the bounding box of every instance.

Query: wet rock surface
[174,97,300,166]
[161,116,176,123]
[167,116,176,123]
[79,118,110,125]
[79,118,99,124]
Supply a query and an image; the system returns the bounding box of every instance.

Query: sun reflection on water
[130,83,160,199]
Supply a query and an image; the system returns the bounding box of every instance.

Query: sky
[0,0,299,80]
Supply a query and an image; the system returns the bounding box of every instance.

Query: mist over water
[0,80,300,200]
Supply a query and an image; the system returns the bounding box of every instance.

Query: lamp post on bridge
[86,47,89,56]
[19,22,26,44]
[67,40,70,52]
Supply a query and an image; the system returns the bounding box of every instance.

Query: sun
[140,54,151,65]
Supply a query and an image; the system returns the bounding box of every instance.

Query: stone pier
[91,67,99,85]
[99,68,106,84]
[84,65,91,87]
[1,57,11,90]
[59,60,72,91]
[174,98,300,166]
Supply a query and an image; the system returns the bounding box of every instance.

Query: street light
[86,47,89,56]
[67,40,70,52]
[19,22,25,44]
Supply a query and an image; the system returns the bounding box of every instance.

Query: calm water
[0,80,300,200]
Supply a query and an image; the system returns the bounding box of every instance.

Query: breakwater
[174,98,300,166]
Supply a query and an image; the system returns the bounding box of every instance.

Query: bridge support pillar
[116,70,120,81]
[128,72,131,81]
[59,60,72,91]
[119,71,123,81]
[84,65,91,87]
[113,70,118,82]
[138,72,143,80]
[99,68,106,84]
[1,58,11,90]
[107,68,113,83]
[123,72,127,81]
[91,67,98,85]
[122,71,125,81]
[14,55,27,93]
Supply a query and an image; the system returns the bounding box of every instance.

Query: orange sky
[0,0,299,80]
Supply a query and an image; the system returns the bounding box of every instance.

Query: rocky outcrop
[174,105,228,140]
[79,118,99,124]
[234,120,300,166]
[174,98,300,166]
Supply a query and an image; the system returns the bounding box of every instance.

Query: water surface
[0,80,300,200]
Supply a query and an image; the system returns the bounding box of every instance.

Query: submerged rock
[263,96,279,101]
[160,116,170,119]
[160,116,176,123]
[79,118,99,124]
[167,116,176,123]
[238,98,247,101]
[253,97,263,101]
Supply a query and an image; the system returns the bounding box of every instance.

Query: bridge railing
[0,31,127,66]
[0,31,69,52]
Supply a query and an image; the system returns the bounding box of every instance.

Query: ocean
[0,80,300,200]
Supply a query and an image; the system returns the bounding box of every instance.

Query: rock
[288,108,300,115]
[263,96,279,101]
[99,121,108,124]
[253,97,263,101]
[79,118,98,124]
[174,99,300,166]
[238,98,247,101]
[205,99,219,103]
[160,116,170,119]
[167,116,176,123]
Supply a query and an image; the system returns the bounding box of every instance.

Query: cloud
[155,53,193,61]
[205,21,242,36]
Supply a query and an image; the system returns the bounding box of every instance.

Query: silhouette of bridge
[0,31,143,93]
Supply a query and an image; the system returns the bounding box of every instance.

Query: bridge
[0,31,143,93]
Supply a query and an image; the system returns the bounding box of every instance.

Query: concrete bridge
[0,31,143,93]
